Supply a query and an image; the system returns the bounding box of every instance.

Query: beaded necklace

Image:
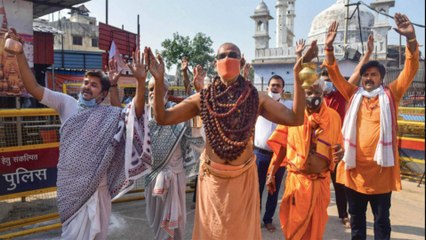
[200,76,259,162]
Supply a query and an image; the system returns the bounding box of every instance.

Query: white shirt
[254,99,293,151]
[40,88,78,125]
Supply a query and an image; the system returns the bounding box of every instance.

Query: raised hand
[127,48,147,82]
[4,28,25,55]
[393,13,416,39]
[325,21,339,48]
[240,53,247,68]
[146,47,165,81]
[242,62,252,81]
[295,39,306,56]
[366,34,374,54]
[181,56,189,71]
[302,40,318,63]
[193,65,205,92]
[106,59,121,85]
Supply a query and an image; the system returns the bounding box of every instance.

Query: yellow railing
[399,107,425,115]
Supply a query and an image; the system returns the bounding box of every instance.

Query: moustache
[364,80,375,85]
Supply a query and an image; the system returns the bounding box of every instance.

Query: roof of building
[33,19,63,34]
[32,0,90,19]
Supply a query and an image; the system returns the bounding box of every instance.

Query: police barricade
[0,84,194,239]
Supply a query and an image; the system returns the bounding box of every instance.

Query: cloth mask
[268,92,282,101]
[306,96,322,111]
[77,93,97,111]
[217,58,240,80]
[323,80,334,94]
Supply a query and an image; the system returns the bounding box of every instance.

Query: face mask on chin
[77,93,98,111]
[217,58,241,80]
[306,96,322,112]
[268,92,282,101]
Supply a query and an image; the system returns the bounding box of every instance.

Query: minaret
[370,0,395,60]
[275,0,288,48]
[285,0,296,45]
[251,0,273,50]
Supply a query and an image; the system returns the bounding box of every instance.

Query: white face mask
[268,91,282,101]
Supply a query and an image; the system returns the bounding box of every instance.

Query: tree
[161,32,215,75]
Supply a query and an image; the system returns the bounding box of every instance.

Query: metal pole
[15,97,22,146]
[343,0,349,49]
[137,14,140,49]
[106,0,108,25]
[356,4,364,56]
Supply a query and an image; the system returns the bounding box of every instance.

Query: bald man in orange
[266,74,344,239]
[323,14,419,239]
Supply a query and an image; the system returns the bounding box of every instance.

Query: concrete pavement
[14,179,425,240]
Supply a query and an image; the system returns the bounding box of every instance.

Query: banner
[0,145,59,196]
[0,0,33,97]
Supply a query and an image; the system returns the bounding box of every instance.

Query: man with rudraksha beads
[145,42,317,239]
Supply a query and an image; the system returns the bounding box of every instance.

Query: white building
[251,0,395,93]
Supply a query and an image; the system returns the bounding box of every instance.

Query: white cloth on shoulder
[342,86,394,169]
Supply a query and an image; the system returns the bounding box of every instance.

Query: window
[92,38,98,47]
[73,36,82,45]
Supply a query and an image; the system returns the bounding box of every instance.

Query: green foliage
[161,32,215,74]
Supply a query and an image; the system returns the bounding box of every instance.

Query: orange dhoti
[192,151,261,240]
[280,170,330,240]
[268,104,343,239]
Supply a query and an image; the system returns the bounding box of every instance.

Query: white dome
[254,1,270,14]
[308,0,374,44]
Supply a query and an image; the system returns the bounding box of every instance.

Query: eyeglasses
[216,52,240,60]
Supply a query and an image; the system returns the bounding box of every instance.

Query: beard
[148,95,168,107]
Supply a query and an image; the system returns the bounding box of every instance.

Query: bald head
[217,42,241,57]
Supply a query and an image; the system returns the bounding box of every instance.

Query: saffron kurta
[267,103,343,239]
[324,46,419,194]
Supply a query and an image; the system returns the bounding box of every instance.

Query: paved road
[14,179,425,240]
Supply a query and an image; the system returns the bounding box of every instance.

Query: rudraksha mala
[200,76,259,161]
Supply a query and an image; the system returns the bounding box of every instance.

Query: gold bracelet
[408,38,416,43]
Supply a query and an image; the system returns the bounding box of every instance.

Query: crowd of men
[6,11,420,240]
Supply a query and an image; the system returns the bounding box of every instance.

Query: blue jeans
[345,187,392,240]
[255,148,286,224]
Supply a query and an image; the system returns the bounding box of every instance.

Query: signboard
[0,0,33,97]
[0,145,59,196]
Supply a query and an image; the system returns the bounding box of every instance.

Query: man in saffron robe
[145,41,320,239]
[323,14,419,239]
[266,78,344,240]
[9,28,152,239]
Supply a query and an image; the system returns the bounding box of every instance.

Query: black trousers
[331,166,348,219]
[345,187,392,240]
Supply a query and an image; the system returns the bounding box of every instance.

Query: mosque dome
[254,1,270,15]
[308,0,374,45]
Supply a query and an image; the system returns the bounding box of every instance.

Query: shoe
[342,217,350,228]
[264,223,276,232]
